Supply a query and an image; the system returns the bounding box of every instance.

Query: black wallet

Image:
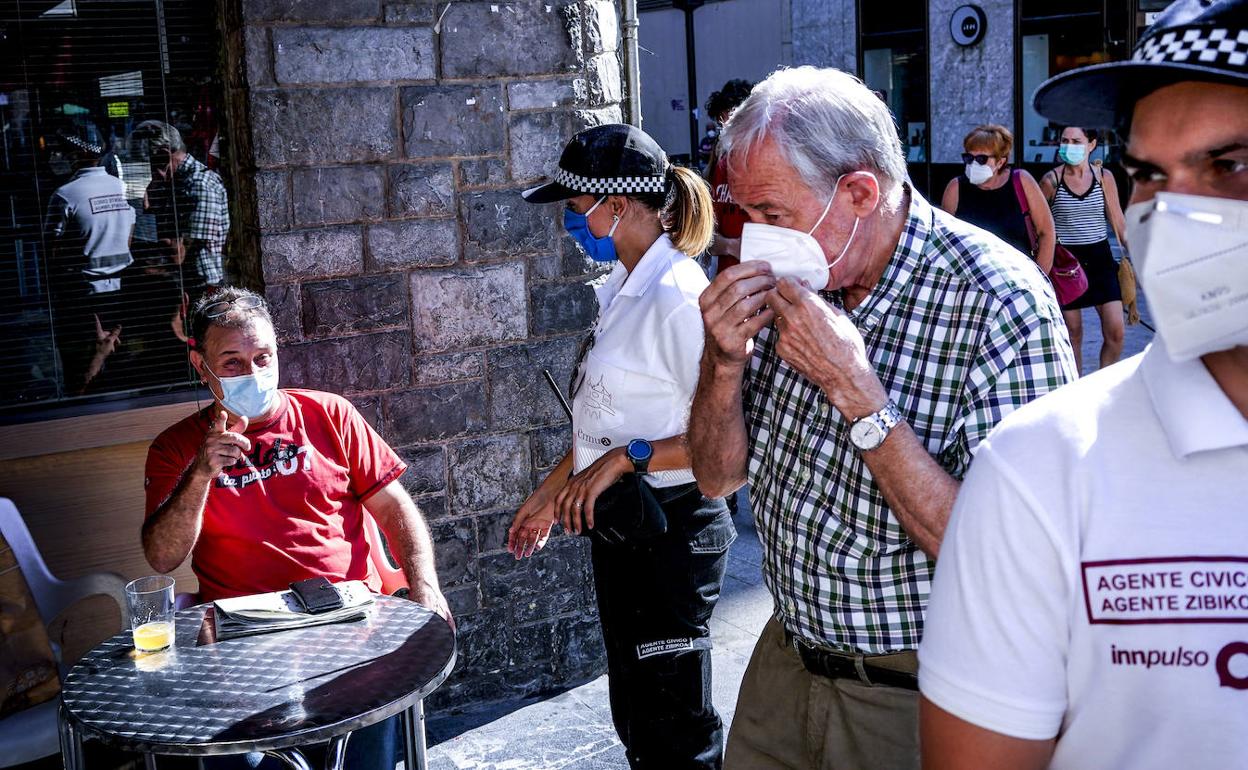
[289,577,344,614]
[586,473,668,545]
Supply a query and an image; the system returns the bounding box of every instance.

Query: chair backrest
[0,498,61,624]
[363,514,408,596]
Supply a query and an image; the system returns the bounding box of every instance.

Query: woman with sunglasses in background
[506,124,735,769]
[941,124,1056,272]
[1040,127,1130,374]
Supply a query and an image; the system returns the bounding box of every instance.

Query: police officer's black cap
[55,122,105,156]
[1034,0,1248,128]
[521,123,669,204]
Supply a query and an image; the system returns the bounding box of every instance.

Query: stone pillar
[789,0,857,72]
[928,0,1015,164]
[237,0,622,709]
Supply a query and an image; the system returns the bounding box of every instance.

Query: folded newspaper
[213,580,375,640]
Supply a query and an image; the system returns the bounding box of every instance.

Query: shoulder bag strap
[1010,169,1039,253]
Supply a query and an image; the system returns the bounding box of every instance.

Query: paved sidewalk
[424,501,773,770]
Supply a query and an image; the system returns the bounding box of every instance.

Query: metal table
[58,595,456,770]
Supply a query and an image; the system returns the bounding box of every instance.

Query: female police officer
[507,124,735,769]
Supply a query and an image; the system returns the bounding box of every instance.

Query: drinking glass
[125,576,175,652]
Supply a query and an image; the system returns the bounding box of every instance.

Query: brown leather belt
[790,635,919,691]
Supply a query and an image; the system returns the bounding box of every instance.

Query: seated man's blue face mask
[204,361,280,420]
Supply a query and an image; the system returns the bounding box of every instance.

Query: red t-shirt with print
[144,389,406,602]
[710,155,749,270]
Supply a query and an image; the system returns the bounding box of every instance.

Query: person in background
[704,79,755,274]
[45,123,135,394]
[1040,127,1130,374]
[691,67,1075,770]
[508,124,735,769]
[919,1,1248,767]
[133,120,229,296]
[941,124,1055,272]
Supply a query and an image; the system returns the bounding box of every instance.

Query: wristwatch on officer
[626,438,653,475]
[848,401,903,452]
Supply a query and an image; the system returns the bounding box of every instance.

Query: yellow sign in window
[107,101,129,118]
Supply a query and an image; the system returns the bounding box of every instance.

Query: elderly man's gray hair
[133,120,186,154]
[720,66,907,207]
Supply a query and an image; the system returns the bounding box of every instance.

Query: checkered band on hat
[64,134,104,154]
[555,167,666,195]
[1136,26,1248,69]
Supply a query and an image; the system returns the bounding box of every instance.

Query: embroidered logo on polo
[1081,556,1248,691]
[216,438,310,490]
[582,374,618,421]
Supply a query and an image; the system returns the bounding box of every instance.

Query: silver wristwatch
[848,400,903,452]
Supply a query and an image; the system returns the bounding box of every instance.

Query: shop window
[1019,0,1131,167]
[0,0,233,421]
[860,0,929,192]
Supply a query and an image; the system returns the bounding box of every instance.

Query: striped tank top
[1050,167,1108,245]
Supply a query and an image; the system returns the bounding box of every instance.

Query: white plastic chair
[0,497,127,767]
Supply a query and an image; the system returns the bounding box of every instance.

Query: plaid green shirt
[150,155,229,286]
[743,189,1077,653]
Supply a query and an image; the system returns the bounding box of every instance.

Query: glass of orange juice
[125,576,175,653]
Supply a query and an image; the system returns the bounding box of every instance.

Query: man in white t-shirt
[917,1,1248,768]
[46,124,136,393]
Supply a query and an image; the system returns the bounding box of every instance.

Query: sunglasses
[568,329,597,400]
[962,153,996,165]
[203,295,263,319]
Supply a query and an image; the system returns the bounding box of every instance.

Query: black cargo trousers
[590,482,737,769]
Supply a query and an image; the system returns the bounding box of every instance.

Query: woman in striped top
[1041,127,1130,374]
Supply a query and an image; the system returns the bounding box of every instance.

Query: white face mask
[1124,191,1248,362]
[738,174,862,291]
[965,161,994,185]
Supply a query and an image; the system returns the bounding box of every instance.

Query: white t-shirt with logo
[571,234,707,487]
[47,166,135,294]
[919,340,1248,770]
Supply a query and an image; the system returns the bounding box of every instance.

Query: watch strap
[852,400,903,450]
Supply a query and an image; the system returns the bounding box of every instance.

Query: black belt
[791,636,919,691]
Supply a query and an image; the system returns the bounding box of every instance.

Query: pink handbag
[1011,170,1089,306]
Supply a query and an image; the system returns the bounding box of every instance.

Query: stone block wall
[928,0,1015,163]
[236,0,623,710]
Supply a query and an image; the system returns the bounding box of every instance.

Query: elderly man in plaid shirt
[135,120,229,292]
[689,66,1077,769]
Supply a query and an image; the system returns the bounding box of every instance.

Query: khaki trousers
[724,618,920,770]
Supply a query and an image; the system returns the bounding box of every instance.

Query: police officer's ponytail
[634,165,714,257]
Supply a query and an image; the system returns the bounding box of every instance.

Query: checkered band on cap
[555,167,666,195]
[1136,26,1248,68]
[64,134,103,154]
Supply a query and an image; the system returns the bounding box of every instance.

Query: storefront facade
[643,0,1162,200]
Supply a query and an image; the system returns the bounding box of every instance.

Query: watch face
[627,439,653,461]
[850,419,882,450]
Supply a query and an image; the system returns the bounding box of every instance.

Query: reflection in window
[860,0,928,192]
[0,0,231,417]
[1020,1,1128,166]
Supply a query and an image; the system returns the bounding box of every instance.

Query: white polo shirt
[47,166,135,294]
[919,340,1248,770]
[572,234,707,488]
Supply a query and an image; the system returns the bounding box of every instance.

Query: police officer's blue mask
[563,196,621,262]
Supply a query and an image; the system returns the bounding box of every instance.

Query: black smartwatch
[626,438,653,475]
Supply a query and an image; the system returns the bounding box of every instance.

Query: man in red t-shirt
[704,79,755,273]
[142,287,450,625]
